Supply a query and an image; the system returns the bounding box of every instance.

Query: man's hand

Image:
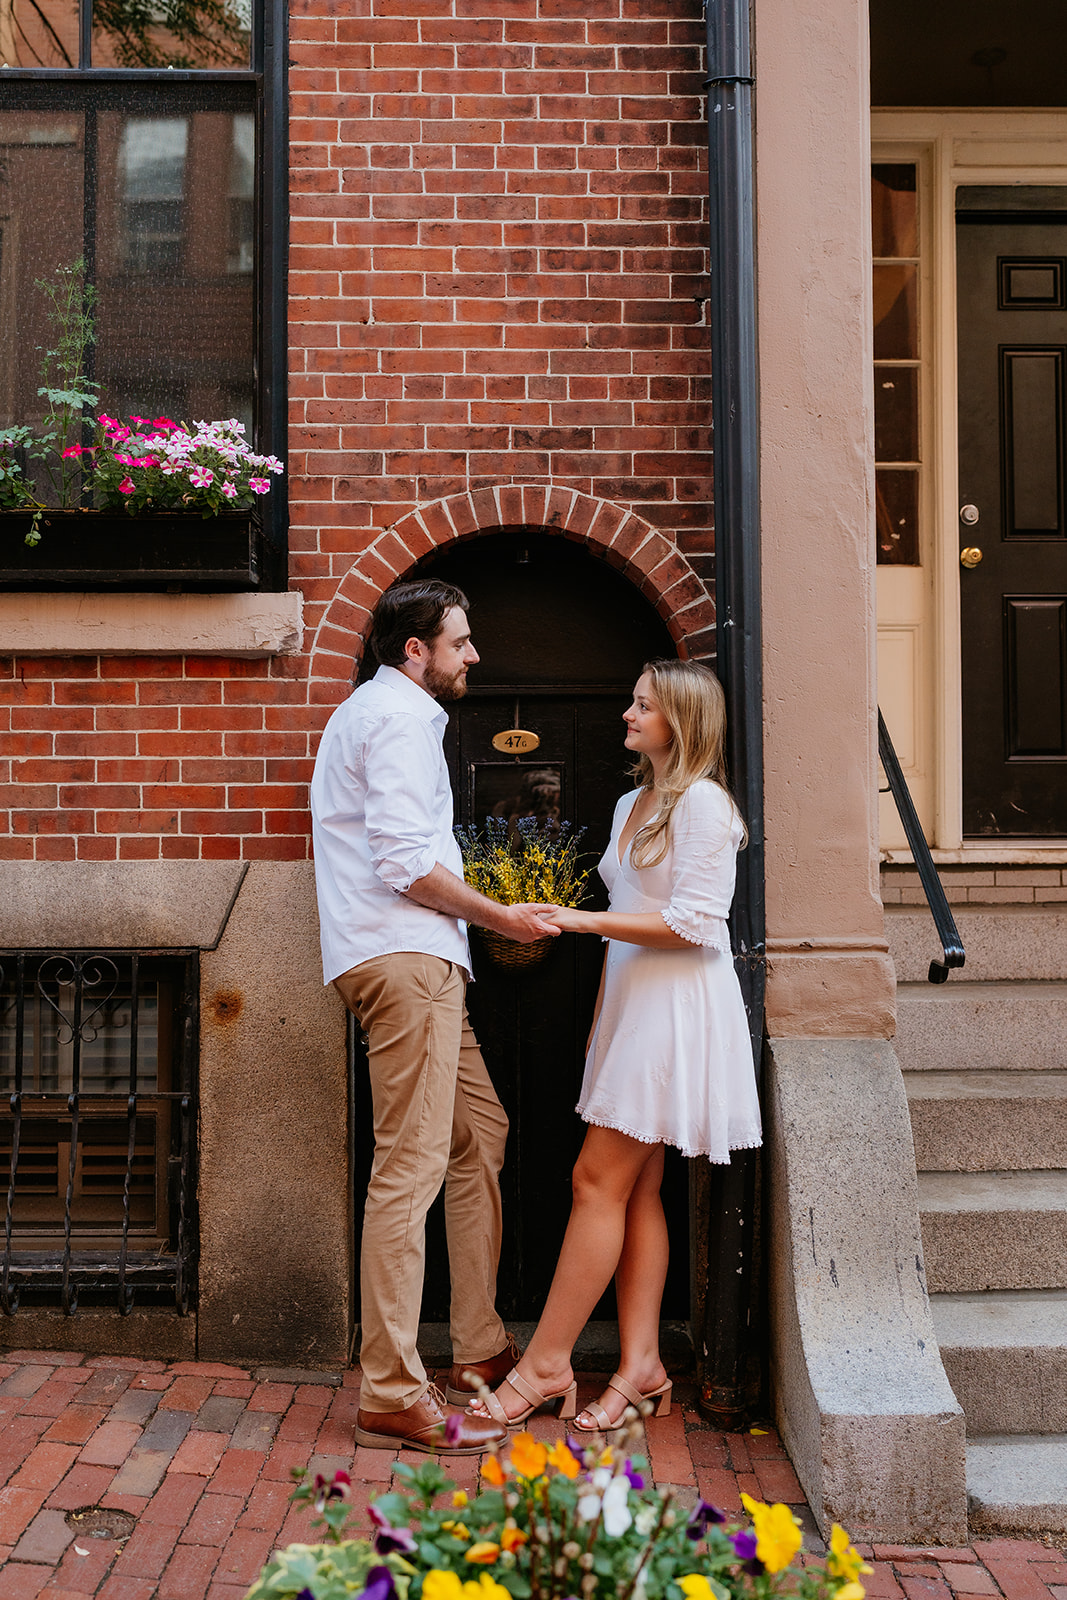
[492,902,561,944]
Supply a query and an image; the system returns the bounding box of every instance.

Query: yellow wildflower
[834,1586,866,1600]
[740,1494,803,1575]
[480,1455,506,1488]
[465,1542,502,1564]
[547,1440,581,1480]
[827,1524,872,1588]
[452,1491,469,1509]
[678,1577,715,1600]
[441,1521,470,1541]
[501,1524,528,1553]
[597,1446,614,1468]
[423,1573,463,1600]
[463,1577,510,1600]
[509,1432,548,1480]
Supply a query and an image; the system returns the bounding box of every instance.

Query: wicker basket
[475,928,557,971]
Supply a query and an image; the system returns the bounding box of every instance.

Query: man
[310,578,558,1453]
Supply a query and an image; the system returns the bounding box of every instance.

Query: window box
[0,509,264,591]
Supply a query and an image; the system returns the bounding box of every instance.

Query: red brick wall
[1,0,713,863]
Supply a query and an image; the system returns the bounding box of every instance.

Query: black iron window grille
[1,950,198,1315]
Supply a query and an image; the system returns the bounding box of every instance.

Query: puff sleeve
[659,781,741,951]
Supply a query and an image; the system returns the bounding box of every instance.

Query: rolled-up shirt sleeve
[660,783,738,951]
[362,713,447,892]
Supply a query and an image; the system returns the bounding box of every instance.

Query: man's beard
[424,660,468,702]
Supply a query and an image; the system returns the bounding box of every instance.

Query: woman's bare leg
[576,1144,669,1428]
[469,1125,660,1421]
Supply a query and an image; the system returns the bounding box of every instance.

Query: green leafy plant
[243,1420,871,1600]
[31,257,100,510]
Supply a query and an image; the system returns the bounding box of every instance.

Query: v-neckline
[618,789,656,866]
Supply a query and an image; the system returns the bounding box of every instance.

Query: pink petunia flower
[221,479,239,499]
[118,476,135,495]
[189,465,214,488]
[98,413,117,428]
[61,445,83,458]
[248,476,270,494]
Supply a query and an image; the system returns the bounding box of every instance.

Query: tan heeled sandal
[473,1366,578,1428]
[573,1372,672,1432]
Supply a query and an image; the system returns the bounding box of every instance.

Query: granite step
[931,1290,1067,1434]
[886,906,1067,984]
[966,1433,1067,1533]
[917,1170,1067,1292]
[896,981,1067,1073]
[905,1071,1067,1170]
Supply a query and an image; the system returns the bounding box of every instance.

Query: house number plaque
[491,728,541,754]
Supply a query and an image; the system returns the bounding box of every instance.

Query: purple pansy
[687,1499,727,1540]
[623,1459,644,1491]
[362,1565,399,1600]
[368,1504,417,1556]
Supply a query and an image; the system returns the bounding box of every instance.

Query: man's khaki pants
[334,951,509,1413]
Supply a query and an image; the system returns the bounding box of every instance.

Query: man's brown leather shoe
[444,1333,521,1405]
[354,1383,506,1453]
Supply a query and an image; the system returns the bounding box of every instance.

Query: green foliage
[31,259,100,509]
[93,0,249,68]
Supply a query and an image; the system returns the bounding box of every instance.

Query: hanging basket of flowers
[455,816,592,972]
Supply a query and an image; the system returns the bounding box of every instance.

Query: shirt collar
[374,663,448,727]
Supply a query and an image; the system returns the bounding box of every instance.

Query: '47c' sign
[491,728,541,754]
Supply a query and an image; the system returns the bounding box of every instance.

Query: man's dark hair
[367,579,470,668]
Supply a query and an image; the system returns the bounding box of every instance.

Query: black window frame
[0,0,288,590]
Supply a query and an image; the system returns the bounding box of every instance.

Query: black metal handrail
[878,710,965,983]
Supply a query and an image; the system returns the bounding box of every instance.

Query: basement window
[0,951,197,1315]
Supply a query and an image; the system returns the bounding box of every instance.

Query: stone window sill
[0,590,304,657]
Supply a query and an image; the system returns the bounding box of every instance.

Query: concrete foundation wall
[0,861,350,1367]
[766,1037,967,1543]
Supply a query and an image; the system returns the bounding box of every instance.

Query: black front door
[957,191,1067,835]
[351,530,689,1323]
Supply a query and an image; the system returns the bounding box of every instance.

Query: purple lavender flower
[687,1500,727,1540]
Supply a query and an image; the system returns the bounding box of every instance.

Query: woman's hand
[536,904,591,934]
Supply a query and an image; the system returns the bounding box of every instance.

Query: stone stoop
[886,906,1067,1533]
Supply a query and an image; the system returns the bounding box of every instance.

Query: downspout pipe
[699,0,766,1428]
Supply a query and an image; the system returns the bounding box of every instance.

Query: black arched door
[352,529,688,1322]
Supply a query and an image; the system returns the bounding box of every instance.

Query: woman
[469,658,762,1432]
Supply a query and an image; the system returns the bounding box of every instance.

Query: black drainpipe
[698,0,766,1428]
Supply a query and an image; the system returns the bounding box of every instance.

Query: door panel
[957,210,1067,833]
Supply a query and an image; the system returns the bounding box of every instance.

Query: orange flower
[547,1441,580,1480]
[480,1455,506,1488]
[465,1542,502,1564]
[501,1524,528,1553]
[510,1432,548,1481]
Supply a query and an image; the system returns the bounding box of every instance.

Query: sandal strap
[477,1387,510,1425]
[579,1401,614,1431]
[607,1373,645,1408]
[505,1367,544,1408]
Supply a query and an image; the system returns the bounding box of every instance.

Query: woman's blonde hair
[630,658,744,868]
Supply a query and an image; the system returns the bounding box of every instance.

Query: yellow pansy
[441,1520,470,1541]
[509,1432,548,1481]
[465,1542,502,1564]
[422,1572,463,1600]
[597,1446,614,1467]
[740,1494,803,1575]
[834,1585,866,1600]
[480,1455,506,1488]
[452,1491,469,1509]
[463,1577,510,1600]
[501,1524,528,1552]
[827,1524,872,1586]
[547,1441,581,1480]
[678,1576,715,1600]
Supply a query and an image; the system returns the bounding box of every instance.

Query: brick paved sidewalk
[0,1351,1064,1600]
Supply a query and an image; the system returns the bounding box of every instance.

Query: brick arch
[308,485,715,688]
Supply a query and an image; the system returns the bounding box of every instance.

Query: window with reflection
[0,87,256,466]
[872,163,922,565]
[1,0,251,70]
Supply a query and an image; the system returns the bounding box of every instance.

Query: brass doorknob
[960,546,983,569]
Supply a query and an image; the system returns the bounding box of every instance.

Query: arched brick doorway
[343,520,709,1323]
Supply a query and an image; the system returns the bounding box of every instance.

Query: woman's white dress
[576,781,763,1164]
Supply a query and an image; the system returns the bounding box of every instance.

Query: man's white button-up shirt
[310,664,471,985]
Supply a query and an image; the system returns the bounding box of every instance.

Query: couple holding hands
[310,579,762,1454]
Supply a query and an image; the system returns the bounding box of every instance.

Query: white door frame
[873,108,1067,861]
